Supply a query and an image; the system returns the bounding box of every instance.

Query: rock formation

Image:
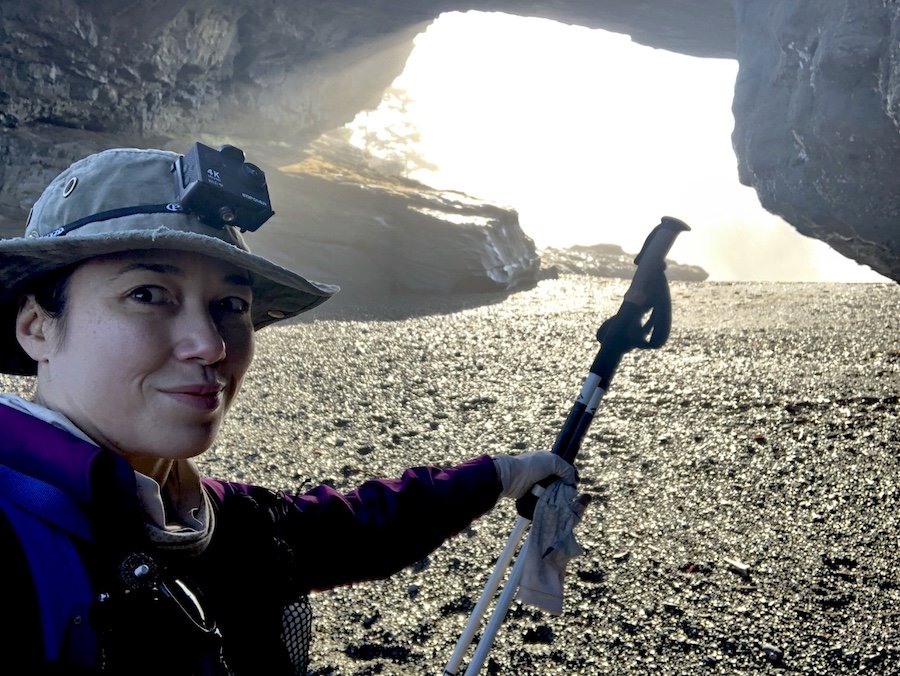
[732,1,900,283]
[538,243,708,283]
[250,132,541,296]
[1,0,898,289]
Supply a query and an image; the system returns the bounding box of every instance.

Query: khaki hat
[0,147,338,375]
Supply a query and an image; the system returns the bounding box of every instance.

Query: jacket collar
[0,402,136,508]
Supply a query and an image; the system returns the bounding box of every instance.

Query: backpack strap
[0,464,96,666]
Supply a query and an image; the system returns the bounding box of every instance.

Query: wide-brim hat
[0,147,338,376]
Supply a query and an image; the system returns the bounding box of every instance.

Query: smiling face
[17,250,255,472]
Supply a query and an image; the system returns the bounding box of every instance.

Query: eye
[128,286,170,304]
[216,296,250,314]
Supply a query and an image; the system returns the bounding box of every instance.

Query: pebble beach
[4,276,898,674]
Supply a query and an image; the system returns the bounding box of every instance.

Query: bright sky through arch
[348,11,887,282]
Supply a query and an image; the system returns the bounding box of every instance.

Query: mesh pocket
[280,596,313,675]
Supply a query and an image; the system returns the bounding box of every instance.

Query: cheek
[61,313,169,380]
[231,329,255,376]
[224,327,254,396]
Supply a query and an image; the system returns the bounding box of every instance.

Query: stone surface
[1,0,899,284]
[539,243,708,283]
[732,0,900,283]
[246,133,541,298]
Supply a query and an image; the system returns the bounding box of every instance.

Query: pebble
[723,557,751,577]
[44,276,890,676]
[762,643,784,664]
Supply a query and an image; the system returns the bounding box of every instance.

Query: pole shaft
[443,218,690,675]
[463,536,532,676]
[443,516,531,676]
[551,373,600,457]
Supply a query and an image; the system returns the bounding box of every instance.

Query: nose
[173,307,227,365]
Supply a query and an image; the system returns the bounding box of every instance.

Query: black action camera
[172,142,274,232]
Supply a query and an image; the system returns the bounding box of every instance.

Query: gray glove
[492,451,577,499]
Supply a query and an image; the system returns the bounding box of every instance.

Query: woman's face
[23,250,255,467]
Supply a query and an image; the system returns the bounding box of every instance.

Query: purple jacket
[0,403,502,672]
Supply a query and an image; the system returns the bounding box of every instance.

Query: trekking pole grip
[624,216,690,307]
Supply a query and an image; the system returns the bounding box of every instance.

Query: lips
[160,384,226,411]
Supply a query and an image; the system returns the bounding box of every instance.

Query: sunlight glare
[348,11,887,282]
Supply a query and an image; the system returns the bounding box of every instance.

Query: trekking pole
[443,216,690,676]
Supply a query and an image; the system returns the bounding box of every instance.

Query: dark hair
[18,264,77,337]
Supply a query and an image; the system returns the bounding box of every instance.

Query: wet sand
[4,277,898,674]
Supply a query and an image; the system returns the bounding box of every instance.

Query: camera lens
[218,206,236,223]
[242,163,266,187]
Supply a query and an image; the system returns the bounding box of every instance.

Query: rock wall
[732,0,900,283]
[0,1,427,139]
[1,0,898,285]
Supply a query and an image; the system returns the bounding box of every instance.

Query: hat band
[44,203,188,238]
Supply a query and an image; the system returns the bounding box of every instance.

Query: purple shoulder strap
[0,464,96,666]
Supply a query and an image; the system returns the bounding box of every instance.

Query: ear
[15,296,55,364]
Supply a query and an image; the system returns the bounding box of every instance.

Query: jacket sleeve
[204,454,501,592]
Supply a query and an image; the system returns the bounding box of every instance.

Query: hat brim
[0,228,338,376]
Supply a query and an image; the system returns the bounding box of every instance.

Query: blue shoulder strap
[0,464,96,666]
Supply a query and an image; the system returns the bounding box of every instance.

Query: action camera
[172,142,274,232]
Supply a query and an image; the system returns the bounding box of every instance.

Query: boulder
[538,243,708,282]
[246,134,540,297]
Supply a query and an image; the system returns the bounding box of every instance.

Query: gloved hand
[492,451,576,499]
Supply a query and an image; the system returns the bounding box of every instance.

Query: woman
[0,146,574,674]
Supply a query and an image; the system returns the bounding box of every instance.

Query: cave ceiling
[1,0,898,282]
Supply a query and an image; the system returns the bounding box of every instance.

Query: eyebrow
[112,262,253,287]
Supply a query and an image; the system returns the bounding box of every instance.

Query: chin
[143,433,218,461]
[172,439,216,459]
